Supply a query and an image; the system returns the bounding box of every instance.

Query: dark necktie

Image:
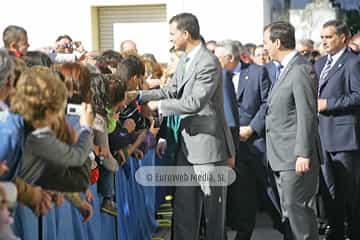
[318,56,333,96]
[274,63,283,83]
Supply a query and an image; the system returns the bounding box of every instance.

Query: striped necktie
[318,56,333,96]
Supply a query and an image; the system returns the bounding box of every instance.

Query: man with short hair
[206,40,217,53]
[120,40,138,56]
[215,40,283,240]
[138,13,235,240]
[349,33,360,54]
[253,45,270,65]
[2,25,29,58]
[48,35,86,63]
[296,39,314,55]
[263,21,319,240]
[315,20,360,240]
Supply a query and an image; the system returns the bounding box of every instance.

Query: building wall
[0,0,264,62]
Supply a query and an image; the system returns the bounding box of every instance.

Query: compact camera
[67,104,82,116]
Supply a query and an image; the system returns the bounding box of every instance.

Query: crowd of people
[0,11,359,240]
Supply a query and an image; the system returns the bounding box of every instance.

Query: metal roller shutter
[98,4,166,51]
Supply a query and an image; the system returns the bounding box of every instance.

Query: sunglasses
[63,43,73,49]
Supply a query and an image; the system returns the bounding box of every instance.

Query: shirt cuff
[158,100,163,115]
[80,125,93,135]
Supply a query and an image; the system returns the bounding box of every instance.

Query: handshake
[126,90,163,128]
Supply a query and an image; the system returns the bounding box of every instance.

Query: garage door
[98,4,167,51]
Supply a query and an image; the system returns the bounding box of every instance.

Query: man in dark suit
[263,22,319,240]
[315,20,360,240]
[215,40,281,240]
[138,13,235,240]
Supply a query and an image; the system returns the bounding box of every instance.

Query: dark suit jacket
[265,61,277,84]
[236,62,271,145]
[315,50,360,152]
[222,69,240,153]
[223,70,240,128]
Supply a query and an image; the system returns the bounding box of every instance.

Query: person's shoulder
[0,111,24,143]
[248,63,266,73]
[198,46,221,68]
[27,127,54,143]
[0,111,24,129]
[344,50,360,65]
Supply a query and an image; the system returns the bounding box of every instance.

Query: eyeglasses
[63,43,73,49]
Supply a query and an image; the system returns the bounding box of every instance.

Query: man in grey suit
[138,13,235,240]
[263,22,319,240]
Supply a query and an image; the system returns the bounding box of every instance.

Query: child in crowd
[92,73,149,216]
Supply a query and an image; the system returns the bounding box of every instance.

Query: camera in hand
[67,104,82,116]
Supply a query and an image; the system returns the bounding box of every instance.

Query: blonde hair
[11,67,67,123]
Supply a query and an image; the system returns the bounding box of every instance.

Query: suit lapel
[237,63,250,99]
[318,51,347,94]
[178,46,204,92]
[269,53,299,101]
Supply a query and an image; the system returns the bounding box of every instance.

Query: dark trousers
[227,141,283,240]
[98,165,114,199]
[172,149,227,240]
[321,150,360,239]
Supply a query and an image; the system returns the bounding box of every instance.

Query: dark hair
[95,50,123,74]
[59,63,92,104]
[303,50,321,65]
[206,40,217,45]
[101,50,123,67]
[323,20,350,37]
[3,25,27,48]
[56,35,73,42]
[91,73,126,117]
[24,51,53,68]
[244,43,257,56]
[116,55,145,83]
[264,21,296,49]
[169,13,200,40]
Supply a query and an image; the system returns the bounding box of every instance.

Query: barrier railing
[12,149,159,240]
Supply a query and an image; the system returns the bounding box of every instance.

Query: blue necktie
[318,56,333,96]
[274,63,283,83]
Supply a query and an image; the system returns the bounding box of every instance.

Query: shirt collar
[233,62,242,74]
[328,47,346,65]
[185,43,202,65]
[280,50,297,70]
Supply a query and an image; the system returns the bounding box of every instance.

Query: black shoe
[318,222,329,235]
[324,225,333,240]
[101,199,118,217]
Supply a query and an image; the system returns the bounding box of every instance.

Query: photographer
[48,35,87,63]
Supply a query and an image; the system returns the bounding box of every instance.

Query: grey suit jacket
[265,53,319,171]
[140,44,235,164]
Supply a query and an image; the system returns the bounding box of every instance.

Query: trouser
[172,149,227,240]
[274,167,319,240]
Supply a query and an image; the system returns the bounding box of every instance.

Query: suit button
[266,128,270,133]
